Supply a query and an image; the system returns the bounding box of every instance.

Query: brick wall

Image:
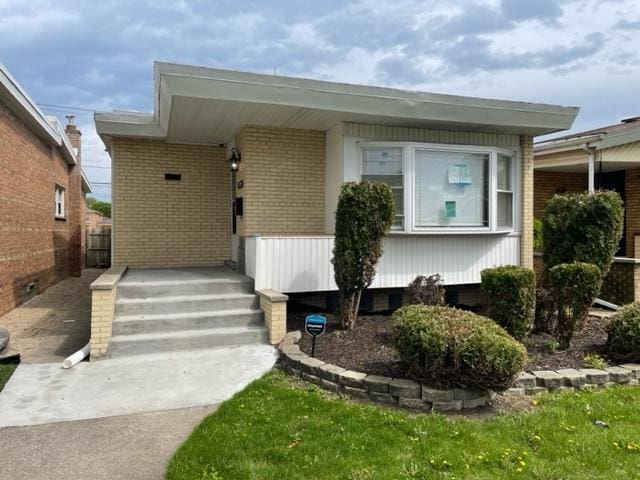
[534,171,587,219]
[0,101,83,316]
[625,168,640,258]
[235,126,325,236]
[520,135,534,269]
[112,138,230,267]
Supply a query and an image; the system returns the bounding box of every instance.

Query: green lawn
[0,364,17,392]
[167,370,640,480]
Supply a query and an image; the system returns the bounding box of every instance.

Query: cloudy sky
[1,0,639,201]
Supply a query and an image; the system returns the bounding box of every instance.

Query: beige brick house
[91,62,577,355]
[534,117,640,304]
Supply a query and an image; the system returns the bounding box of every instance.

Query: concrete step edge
[110,325,268,343]
[114,308,264,323]
[115,293,258,305]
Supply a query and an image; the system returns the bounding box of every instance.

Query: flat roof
[96,61,578,147]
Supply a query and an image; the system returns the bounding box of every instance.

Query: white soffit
[95,61,579,145]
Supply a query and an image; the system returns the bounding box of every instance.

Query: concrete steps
[108,267,267,359]
[109,326,269,357]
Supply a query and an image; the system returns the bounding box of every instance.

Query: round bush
[391,305,526,391]
[481,265,535,340]
[607,302,640,363]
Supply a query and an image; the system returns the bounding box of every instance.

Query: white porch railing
[245,234,520,293]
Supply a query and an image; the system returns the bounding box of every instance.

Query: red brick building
[0,64,91,316]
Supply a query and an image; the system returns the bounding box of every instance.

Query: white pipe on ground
[594,298,619,311]
[62,342,90,369]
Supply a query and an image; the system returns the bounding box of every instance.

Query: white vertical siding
[244,236,257,279]
[247,234,520,293]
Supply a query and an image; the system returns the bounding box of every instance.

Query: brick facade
[534,171,588,219]
[0,101,84,317]
[112,138,230,267]
[625,168,640,258]
[235,126,325,236]
[520,135,534,269]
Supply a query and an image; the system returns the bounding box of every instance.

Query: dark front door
[597,170,626,256]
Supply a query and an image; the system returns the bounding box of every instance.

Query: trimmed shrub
[542,191,623,276]
[533,218,543,252]
[391,305,526,391]
[548,262,602,349]
[607,302,640,363]
[332,181,395,329]
[481,265,535,340]
[407,274,445,306]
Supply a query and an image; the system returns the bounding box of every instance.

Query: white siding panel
[253,235,520,292]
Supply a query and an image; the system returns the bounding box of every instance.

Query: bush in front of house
[607,302,640,363]
[391,305,526,391]
[332,181,395,329]
[533,218,543,252]
[548,262,602,349]
[481,265,535,341]
[407,274,445,306]
[541,191,624,276]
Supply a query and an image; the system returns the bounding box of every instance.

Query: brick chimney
[65,114,84,276]
[65,115,82,162]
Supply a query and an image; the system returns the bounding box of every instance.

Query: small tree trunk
[340,290,363,330]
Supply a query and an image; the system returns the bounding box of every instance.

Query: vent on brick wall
[24,281,38,302]
[164,173,181,181]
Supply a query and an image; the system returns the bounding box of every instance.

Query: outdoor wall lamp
[230,147,241,171]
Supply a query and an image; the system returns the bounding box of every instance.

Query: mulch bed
[287,311,612,378]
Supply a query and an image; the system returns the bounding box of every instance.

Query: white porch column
[587,150,596,193]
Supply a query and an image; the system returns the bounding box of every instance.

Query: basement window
[54,185,65,219]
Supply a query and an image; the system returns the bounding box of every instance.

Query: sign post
[304,314,327,357]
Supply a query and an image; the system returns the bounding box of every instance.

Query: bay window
[360,143,517,233]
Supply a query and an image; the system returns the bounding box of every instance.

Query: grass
[0,364,17,392]
[167,370,640,480]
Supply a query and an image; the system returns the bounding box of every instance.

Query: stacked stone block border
[279,331,640,411]
[505,364,640,396]
[257,289,288,345]
[89,266,127,360]
[278,331,494,412]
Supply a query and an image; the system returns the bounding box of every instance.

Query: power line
[38,103,105,113]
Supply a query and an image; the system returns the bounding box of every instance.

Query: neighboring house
[534,116,640,304]
[0,63,91,317]
[86,208,111,232]
[94,61,576,342]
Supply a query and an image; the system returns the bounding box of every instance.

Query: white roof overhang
[95,61,579,148]
[0,63,76,165]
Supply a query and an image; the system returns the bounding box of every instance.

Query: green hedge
[391,305,526,391]
[481,265,535,340]
[542,191,623,276]
[607,302,640,363]
[549,262,602,349]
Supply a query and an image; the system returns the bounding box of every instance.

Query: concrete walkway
[0,344,277,427]
[0,406,215,480]
[0,269,102,363]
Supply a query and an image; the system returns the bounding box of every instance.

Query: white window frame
[359,141,519,234]
[54,184,65,219]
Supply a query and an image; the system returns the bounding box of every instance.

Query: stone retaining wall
[279,331,640,411]
[278,332,494,412]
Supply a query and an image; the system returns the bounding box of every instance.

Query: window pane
[414,149,489,228]
[497,154,512,191]
[498,191,513,228]
[362,147,404,229]
[362,148,402,175]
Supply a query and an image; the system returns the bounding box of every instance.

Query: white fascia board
[46,115,77,165]
[534,135,602,155]
[94,111,165,138]
[81,169,92,193]
[161,72,578,135]
[0,63,62,146]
